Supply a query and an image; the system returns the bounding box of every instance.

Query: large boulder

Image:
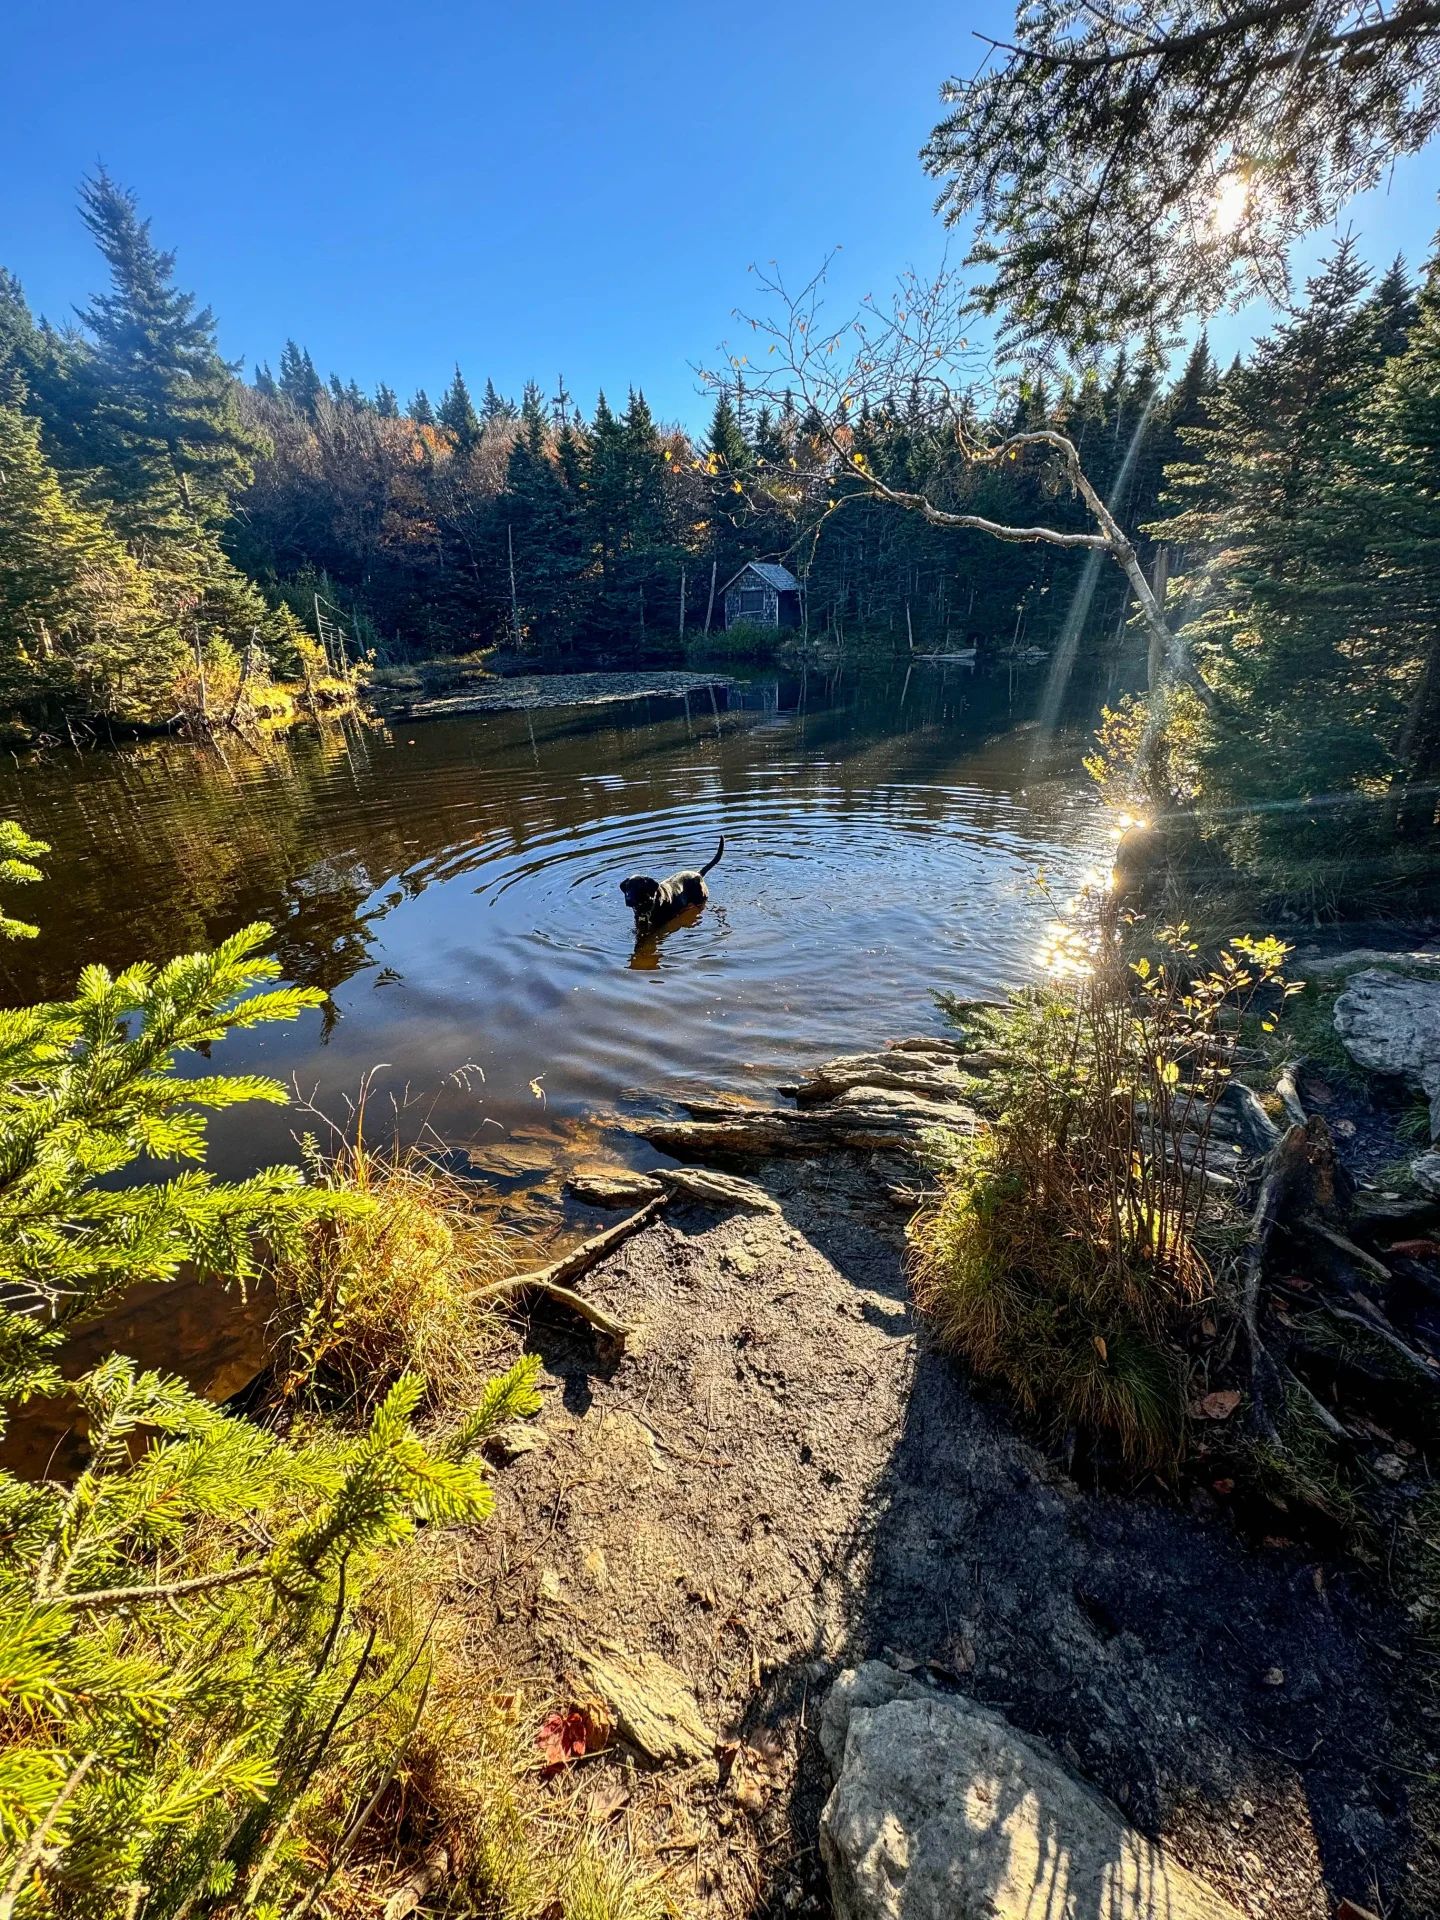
[819,1663,1242,1920]
[1333,969,1440,1138]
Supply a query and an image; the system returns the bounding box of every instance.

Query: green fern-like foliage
[0,841,543,1915]
[0,1350,541,1917]
[0,919,352,1419]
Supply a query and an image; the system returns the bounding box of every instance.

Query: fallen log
[1275,1058,1308,1131]
[1240,1123,1311,1443]
[478,1198,663,1349]
[657,1166,780,1212]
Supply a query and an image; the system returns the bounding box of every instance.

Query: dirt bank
[458,1150,1415,1920]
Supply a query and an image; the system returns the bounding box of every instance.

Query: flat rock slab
[1333,968,1440,1136]
[571,1640,713,1763]
[568,1167,666,1208]
[820,1663,1243,1920]
[1295,947,1440,976]
[657,1166,781,1212]
[404,670,733,716]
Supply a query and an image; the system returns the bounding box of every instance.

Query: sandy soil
[459,1149,1418,1920]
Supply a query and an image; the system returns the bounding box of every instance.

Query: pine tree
[0,398,164,712]
[74,170,259,545]
[278,339,323,416]
[0,884,541,1917]
[439,365,480,448]
[374,381,399,418]
[1154,240,1420,869]
[707,390,748,471]
[408,387,435,426]
[481,376,515,424]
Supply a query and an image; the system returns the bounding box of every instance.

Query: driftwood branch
[382,1845,450,1920]
[1240,1123,1308,1444]
[478,1198,664,1346]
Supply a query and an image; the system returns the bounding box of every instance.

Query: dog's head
[620,875,661,916]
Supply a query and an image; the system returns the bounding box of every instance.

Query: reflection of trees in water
[269,859,386,1040]
[0,674,1079,1014]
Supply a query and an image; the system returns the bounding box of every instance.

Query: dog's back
[621,837,724,932]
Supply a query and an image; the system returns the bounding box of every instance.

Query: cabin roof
[722,561,801,595]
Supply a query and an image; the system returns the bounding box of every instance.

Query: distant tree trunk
[1396,622,1440,835]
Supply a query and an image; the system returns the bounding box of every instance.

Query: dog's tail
[700,835,725,876]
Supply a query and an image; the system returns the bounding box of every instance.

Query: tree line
[4,172,1440,890]
[1,172,1224,731]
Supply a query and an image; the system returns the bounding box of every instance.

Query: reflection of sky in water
[0,671,1107,1178]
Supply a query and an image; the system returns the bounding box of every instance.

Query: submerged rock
[1333,968,1440,1137]
[820,1662,1243,1920]
[568,1167,665,1207]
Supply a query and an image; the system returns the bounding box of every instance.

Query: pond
[1,662,1111,1198]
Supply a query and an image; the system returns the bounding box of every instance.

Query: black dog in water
[620,837,724,935]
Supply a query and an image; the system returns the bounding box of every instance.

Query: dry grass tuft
[316,1546,673,1920]
[912,919,1293,1468]
[273,1137,513,1416]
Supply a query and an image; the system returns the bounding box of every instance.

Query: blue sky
[4,0,1437,431]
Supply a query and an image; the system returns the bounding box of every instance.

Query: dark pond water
[2,664,1112,1189]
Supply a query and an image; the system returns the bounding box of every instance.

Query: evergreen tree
[481,376,515,423]
[0,398,165,712]
[74,170,259,546]
[408,387,435,426]
[252,360,279,398]
[1154,240,1421,870]
[707,390,749,471]
[374,380,399,417]
[277,339,322,415]
[439,364,480,447]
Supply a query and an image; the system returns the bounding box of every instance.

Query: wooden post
[508,525,521,646]
[704,559,717,636]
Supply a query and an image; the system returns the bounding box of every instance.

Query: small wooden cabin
[721,562,803,630]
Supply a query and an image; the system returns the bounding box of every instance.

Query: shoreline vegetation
[7,8,1440,1909]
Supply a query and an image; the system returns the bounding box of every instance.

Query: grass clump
[274,1137,511,1417]
[684,620,778,662]
[912,918,1294,1469]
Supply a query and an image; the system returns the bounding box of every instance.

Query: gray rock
[1333,968,1440,1137]
[568,1168,665,1207]
[1413,1152,1440,1199]
[1295,946,1440,976]
[657,1166,781,1213]
[820,1662,1243,1920]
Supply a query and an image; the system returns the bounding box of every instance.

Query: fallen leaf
[1213,1478,1235,1495]
[1190,1390,1242,1420]
[535,1699,612,1778]
[529,1074,546,1104]
[1093,1335,1108,1362]
[1200,1317,1217,1338]
[1390,1239,1440,1260]
[536,1709,590,1776]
